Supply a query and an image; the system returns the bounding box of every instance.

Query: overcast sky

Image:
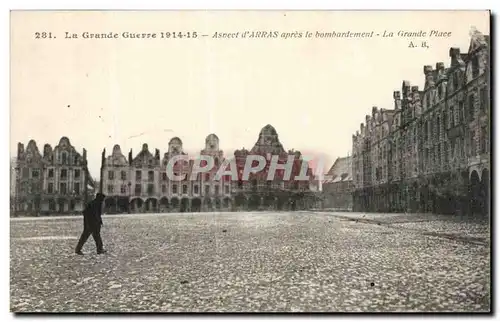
[10,11,489,178]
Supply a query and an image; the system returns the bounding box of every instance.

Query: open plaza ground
[10,211,490,313]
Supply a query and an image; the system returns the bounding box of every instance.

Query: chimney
[393,91,401,110]
[423,65,435,87]
[128,149,133,165]
[17,143,24,159]
[449,47,460,58]
[436,62,445,71]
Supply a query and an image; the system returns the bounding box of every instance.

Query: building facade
[100,125,315,213]
[232,124,315,211]
[322,156,354,210]
[13,137,95,216]
[352,31,490,216]
[101,134,233,213]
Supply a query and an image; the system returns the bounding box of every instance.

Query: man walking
[75,193,107,255]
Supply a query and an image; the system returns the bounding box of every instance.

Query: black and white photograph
[9,10,491,313]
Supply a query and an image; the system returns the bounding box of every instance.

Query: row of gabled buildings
[351,30,490,215]
[12,125,318,216]
[11,137,96,215]
[99,124,316,214]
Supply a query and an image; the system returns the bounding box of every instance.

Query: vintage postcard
[10,10,491,313]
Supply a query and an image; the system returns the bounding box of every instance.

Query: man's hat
[96,193,106,200]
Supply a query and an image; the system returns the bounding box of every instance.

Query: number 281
[35,32,53,39]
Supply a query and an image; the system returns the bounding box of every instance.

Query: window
[215,186,220,195]
[225,185,229,194]
[135,184,141,195]
[48,169,54,178]
[472,56,480,78]
[449,106,455,127]
[205,173,210,181]
[444,142,448,164]
[453,73,459,90]
[470,131,476,156]
[480,127,487,154]
[60,183,67,194]
[182,185,188,194]
[61,169,67,179]
[136,170,142,180]
[74,169,81,179]
[458,101,464,123]
[70,200,76,211]
[194,185,199,194]
[148,171,154,182]
[480,87,488,112]
[74,155,79,165]
[468,95,475,121]
[172,184,178,194]
[162,185,167,193]
[74,182,80,194]
[147,184,154,195]
[32,169,39,178]
[436,117,440,139]
[121,185,126,194]
[22,168,29,178]
[108,171,115,180]
[205,185,210,195]
[61,152,67,164]
[48,183,54,194]
[162,172,167,181]
[121,171,127,180]
[108,185,114,193]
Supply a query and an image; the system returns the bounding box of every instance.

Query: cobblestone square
[10,212,490,312]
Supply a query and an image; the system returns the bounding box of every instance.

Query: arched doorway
[192,198,202,212]
[234,194,246,210]
[289,197,297,211]
[159,197,169,212]
[130,198,144,213]
[117,197,129,213]
[204,197,212,212]
[263,194,276,210]
[170,197,180,212]
[69,199,76,212]
[480,169,490,216]
[34,196,41,213]
[276,193,288,211]
[180,198,190,212]
[145,198,158,213]
[223,197,231,210]
[248,194,261,211]
[48,199,56,212]
[469,170,481,215]
[105,197,117,213]
[410,182,419,213]
[57,198,66,213]
[214,198,222,211]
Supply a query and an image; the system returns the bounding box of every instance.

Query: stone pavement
[10,211,491,312]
